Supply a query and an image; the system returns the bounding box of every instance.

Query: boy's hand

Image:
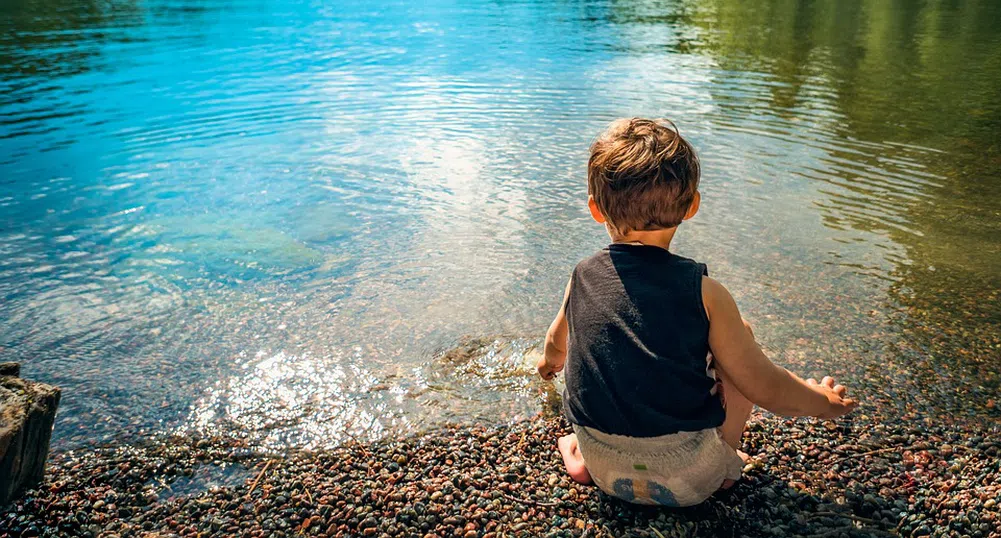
[537,355,563,381]
[807,376,857,419]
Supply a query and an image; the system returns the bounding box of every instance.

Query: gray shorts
[573,423,743,507]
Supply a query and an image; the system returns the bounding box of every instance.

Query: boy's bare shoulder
[701,275,724,296]
[700,276,737,321]
[701,275,726,295]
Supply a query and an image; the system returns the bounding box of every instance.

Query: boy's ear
[587,195,607,224]
[683,191,701,221]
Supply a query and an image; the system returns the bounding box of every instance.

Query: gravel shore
[1,413,998,538]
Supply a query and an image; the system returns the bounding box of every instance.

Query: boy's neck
[609,225,678,251]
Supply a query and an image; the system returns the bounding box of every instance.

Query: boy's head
[587,118,700,234]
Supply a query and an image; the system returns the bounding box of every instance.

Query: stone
[1,365,61,506]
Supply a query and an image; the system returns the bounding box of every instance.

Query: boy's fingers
[834,384,846,396]
[822,376,835,388]
[807,378,818,385]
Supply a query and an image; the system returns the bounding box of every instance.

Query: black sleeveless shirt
[562,243,725,437]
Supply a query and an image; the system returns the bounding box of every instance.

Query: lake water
[2,0,999,450]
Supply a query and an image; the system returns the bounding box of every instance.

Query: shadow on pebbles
[1,414,999,538]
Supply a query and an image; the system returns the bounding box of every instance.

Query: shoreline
[1,414,998,538]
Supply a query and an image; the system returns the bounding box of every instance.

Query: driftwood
[0,363,60,506]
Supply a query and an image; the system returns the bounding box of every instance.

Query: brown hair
[587,118,700,233]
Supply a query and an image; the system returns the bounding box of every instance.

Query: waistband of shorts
[574,424,723,459]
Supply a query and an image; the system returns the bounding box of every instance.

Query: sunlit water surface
[2,0,1000,449]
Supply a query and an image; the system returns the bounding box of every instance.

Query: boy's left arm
[537,277,572,380]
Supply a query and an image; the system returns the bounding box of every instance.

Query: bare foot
[719,450,753,491]
[557,434,593,485]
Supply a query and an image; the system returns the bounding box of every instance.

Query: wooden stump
[0,364,60,506]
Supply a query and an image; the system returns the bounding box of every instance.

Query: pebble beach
[2,1,1001,537]
[2,412,998,538]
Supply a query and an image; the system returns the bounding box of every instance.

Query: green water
[685,0,1001,422]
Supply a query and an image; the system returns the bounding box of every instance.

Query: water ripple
[1,0,999,448]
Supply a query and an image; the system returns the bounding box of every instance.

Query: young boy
[537,118,857,507]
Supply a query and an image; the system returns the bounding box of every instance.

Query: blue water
[2,0,1000,449]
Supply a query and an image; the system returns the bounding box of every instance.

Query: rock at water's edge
[0,365,60,506]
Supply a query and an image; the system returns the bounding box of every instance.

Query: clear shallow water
[2,0,999,449]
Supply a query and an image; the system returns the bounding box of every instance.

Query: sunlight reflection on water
[1,0,999,448]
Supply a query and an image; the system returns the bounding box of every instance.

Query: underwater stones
[0,365,61,506]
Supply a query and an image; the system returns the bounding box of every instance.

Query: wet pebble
[1,415,997,538]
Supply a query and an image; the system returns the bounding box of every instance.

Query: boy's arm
[538,277,572,380]
[703,277,856,418]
